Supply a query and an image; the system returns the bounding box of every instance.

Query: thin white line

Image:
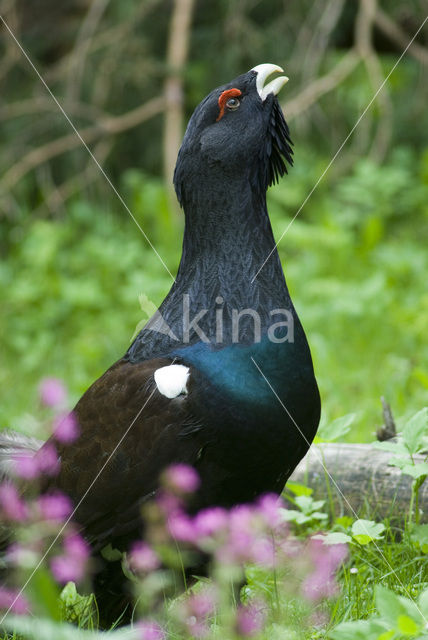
[0,384,159,624]
[0,15,175,283]
[251,14,428,283]
[250,356,427,623]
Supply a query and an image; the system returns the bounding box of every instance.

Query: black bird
[3,64,320,626]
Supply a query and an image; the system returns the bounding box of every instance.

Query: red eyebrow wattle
[216,88,242,122]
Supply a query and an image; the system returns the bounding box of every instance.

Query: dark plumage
[3,65,320,626]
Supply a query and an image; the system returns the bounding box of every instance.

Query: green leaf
[351,520,385,545]
[294,495,315,514]
[403,408,428,454]
[418,588,428,616]
[410,524,428,553]
[59,582,94,622]
[388,456,414,469]
[335,516,354,528]
[315,413,356,442]
[27,566,61,621]
[375,585,402,624]
[285,481,313,497]
[3,616,140,639]
[372,440,409,455]
[401,463,428,479]
[281,509,311,524]
[330,619,390,640]
[312,531,352,545]
[397,614,420,634]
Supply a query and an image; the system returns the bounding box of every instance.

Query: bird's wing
[52,357,204,548]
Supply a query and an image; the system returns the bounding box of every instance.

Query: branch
[355,0,392,162]
[0,97,108,123]
[33,139,114,218]
[375,6,428,66]
[283,49,360,120]
[163,0,196,192]
[0,96,165,196]
[289,442,428,524]
[64,0,110,104]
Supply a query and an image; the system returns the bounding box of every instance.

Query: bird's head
[174,64,293,206]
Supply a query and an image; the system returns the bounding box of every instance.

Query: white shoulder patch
[154,364,190,399]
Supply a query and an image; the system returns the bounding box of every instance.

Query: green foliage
[331,585,428,640]
[315,414,357,443]
[373,408,428,524]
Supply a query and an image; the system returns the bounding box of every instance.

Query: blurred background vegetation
[0,0,427,441]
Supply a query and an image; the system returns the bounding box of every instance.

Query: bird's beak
[252,63,289,101]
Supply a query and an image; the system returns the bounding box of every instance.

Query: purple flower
[229,504,255,532]
[51,534,89,584]
[37,492,73,522]
[236,602,266,636]
[13,451,40,479]
[129,542,160,573]
[187,589,217,618]
[163,464,200,494]
[167,510,197,543]
[193,507,229,538]
[251,536,276,568]
[34,442,60,476]
[257,493,283,529]
[301,538,348,602]
[137,619,165,640]
[53,412,80,444]
[0,483,28,521]
[0,587,30,614]
[51,555,85,584]
[39,378,67,407]
[63,533,89,561]
[156,490,182,515]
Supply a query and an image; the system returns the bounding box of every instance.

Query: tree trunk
[288,443,428,523]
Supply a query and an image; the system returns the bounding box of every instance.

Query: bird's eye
[226,97,240,110]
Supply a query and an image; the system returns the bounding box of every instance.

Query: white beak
[252,63,289,101]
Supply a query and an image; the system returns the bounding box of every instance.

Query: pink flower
[251,536,276,568]
[34,442,60,476]
[193,507,229,538]
[0,483,28,521]
[301,538,348,602]
[137,619,165,640]
[236,601,266,636]
[0,587,30,614]
[53,412,80,444]
[64,534,89,561]
[229,504,255,533]
[37,492,73,522]
[39,378,67,407]
[156,490,182,515]
[163,464,200,494]
[13,451,40,479]
[167,510,197,543]
[257,493,283,529]
[187,589,217,618]
[129,542,160,573]
[51,555,85,584]
[51,534,89,584]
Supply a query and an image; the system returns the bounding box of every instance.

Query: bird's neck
[127,175,294,360]
[176,173,287,305]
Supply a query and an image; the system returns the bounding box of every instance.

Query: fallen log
[288,443,428,523]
